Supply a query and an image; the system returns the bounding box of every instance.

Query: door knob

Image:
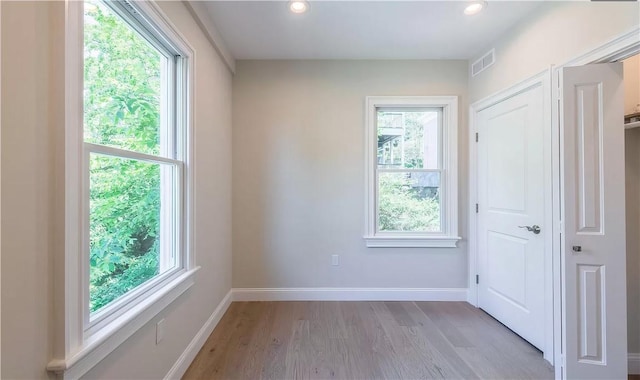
[572,246,582,253]
[518,225,541,234]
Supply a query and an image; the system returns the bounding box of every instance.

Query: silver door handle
[518,225,541,234]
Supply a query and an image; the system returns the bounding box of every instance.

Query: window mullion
[85,142,181,166]
[376,168,442,173]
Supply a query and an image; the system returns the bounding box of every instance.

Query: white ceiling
[203,1,546,60]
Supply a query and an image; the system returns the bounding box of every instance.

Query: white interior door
[477,83,546,351]
[560,62,627,379]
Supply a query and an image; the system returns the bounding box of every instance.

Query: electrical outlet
[331,254,339,266]
[156,319,165,345]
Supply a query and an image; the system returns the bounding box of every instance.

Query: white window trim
[363,96,460,248]
[47,1,197,378]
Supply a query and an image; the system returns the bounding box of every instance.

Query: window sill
[364,235,461,248]
[47,267,200,379]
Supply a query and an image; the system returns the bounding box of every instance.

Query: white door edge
[468,69,554,365]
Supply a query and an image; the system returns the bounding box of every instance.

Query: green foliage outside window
[378,173,441,232]
[85,1,164,313]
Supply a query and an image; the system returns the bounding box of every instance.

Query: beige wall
[232,60,469,289]
[1,1,233,379]
[469,0,639,355]
[469,1,639,103]
[625,55,640,116]
[1,2,57,378]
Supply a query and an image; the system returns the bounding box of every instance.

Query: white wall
[469,0,639,356]
[1,1,233,378]
[469,1,639,103]
[232,60,469,290]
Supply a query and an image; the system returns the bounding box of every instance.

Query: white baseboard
[164,289,232,380]
[231,287,468,302]
[630,353,640,375]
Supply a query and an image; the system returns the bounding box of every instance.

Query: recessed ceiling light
[464,1,487,15]
[289,0,309,14]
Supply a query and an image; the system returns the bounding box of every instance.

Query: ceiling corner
[183,0,236,75]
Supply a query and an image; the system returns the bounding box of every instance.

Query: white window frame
[48,1,197,378]
[364,96,460,248]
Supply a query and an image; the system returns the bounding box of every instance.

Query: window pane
[89,153,176,313]
[377,110,440,169]
[378,172,441,232]
[84,0,164,156]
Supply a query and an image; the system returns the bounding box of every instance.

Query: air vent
[471,49,495,77]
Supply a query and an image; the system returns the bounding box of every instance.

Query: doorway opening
[470,30,640,380]
[469,70,554,364]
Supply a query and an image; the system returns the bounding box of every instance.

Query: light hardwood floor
[183,301,554,380]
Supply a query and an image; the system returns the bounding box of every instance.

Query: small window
[364,97,460,247]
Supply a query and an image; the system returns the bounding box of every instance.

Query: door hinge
[476,274,479,284]
[475,132,478,142]
[476,203,479,213]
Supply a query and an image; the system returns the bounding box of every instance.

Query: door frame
[552,27,640,379]
[468,69,555,364]
[468,25,640,378]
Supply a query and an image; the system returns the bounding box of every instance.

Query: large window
[364,97,460,247]
[48,1,195,376]
[84,0,184,324]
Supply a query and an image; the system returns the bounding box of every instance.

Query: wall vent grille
[471,49,496,77]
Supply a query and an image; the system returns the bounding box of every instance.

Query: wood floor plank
[183,301,554,380]
[415,302,474,348]
[370,301,458,379]
[337,302,385,380]
[215,302,268,378]
[183,302,246,379]
[284,318,312,380]
[350,301,403,379]
[383,301,417,327]
[404,302,480,380]
[447,303,553,379]
[304,302,344,379]
[260,302,301,380]
[236,302,276,379]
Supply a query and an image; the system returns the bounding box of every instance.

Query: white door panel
[478,83,546,351]
[487,231,528,308]
[560,63,627,379]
